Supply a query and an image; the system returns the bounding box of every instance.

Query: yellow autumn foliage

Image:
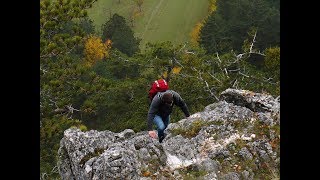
[190,0,216,46]
[172,66,182,74]
[190,22,204,46]
[162,71,168,79]
[161,66,182,78]
[84,35,112,66]
[208,0,217,14]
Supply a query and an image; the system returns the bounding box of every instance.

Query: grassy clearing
[87,0,209,50]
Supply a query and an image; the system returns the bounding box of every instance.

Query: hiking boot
[159,133,167,143]
[159,135,165,143]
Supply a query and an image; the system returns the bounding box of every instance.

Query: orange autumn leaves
[83,35,112,67]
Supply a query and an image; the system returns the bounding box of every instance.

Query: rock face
[58,89,280,179]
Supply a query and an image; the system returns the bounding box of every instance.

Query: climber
[147,90,190,143]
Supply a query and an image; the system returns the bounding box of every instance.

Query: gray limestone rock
[57,89,280,179]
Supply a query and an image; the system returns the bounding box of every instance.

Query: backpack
[148,79,169,101]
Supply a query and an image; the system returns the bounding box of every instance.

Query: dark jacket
[147,90,190,131]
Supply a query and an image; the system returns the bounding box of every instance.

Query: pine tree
[101,13,141,56]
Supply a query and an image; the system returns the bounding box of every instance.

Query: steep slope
[58,88,280,179]
[87,0,209,50]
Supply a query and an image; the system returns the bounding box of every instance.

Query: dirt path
[141,0,165,38]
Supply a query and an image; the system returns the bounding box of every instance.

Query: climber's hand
[148,131,157,139]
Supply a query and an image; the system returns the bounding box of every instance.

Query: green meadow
[87,0,209,50]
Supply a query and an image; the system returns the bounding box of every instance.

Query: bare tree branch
[224,68,229,78]
[128,90,134,101]
[173,57,184,68]
[185,50,195,55]
[40,66,48,74]
[232,79,239,88]
[250,51,266,56]
[249,30,257,53]
[248,30,266,56]
[208,72,222,84]
[203,79,220,101]
[239,71,250,78]
[66,105,80,114]
[216,52,221,63]
[178,43,187,53]
[236,53,245,60]
[191,67,220,101]
[228,68,240,72]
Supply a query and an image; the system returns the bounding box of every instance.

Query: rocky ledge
[58,88,280,180]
